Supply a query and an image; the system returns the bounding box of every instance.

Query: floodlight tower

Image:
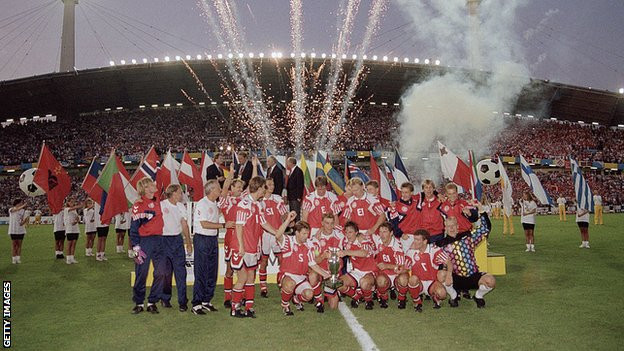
[466,0,481,70]
[59,0,79,72]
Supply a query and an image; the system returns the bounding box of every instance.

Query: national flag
[570,157,594,211]
[520,154,553,205]
[33,143,72,214]
[96,150,138,224]
[392,149,410,189]
[299,154,315,196]
[369,154,397,203]
[199,151,213,186]
[498,157,513,217]
[82,156,103,202]
[345,158,370,182]
[316,151,327,178]
[437,141,472,190]
[130,146,159,188]
[317,152,345,195]
[179,150,204,201]
[156,149,180,193]
[468,150,483,201]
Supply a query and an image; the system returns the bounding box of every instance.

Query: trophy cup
[325,247,343,289]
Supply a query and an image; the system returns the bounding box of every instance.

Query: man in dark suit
[286,156,304,221]
[234,151,253,187]
[266,155,284,196]
[205,152,225,188]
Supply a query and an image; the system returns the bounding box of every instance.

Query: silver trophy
[325,247,343,289]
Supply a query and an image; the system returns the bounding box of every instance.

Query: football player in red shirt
[417,179,446,246]
[404,230,455,312]
[440,183,478,237]
[337,221,378,310]
[259,177,288,297]
[308,213,345,312]
[274,214,330,316]
[373,222,409,309]
[218,165,242,308]
[341,178,385,236]
[302,176,339,237]
[231,176,279,318]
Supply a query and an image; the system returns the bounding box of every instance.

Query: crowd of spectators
[490,118,624,164]
[2,107,624,215]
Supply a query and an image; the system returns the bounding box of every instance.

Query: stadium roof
[1,58,623,126]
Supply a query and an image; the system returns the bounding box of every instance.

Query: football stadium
[1,1,623,350]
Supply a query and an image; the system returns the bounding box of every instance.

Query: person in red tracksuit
[129,177,165,314]
[440,183,479,237]
[417,180,446,246]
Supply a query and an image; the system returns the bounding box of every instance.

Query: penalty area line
[338,302,379,351]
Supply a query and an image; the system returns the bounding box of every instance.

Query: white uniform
[520,200,537,224]
[557,197,566,205]
[8,209,27,235]
[64,208,80,234]
[161,200,187,236]
[53,211,65,232]
[193,197,220,237]
[593,195,602,206]
[576,210,590,223]
[84,207,96,233]
[114,212,131,231]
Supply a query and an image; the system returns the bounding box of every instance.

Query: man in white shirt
[191,179,234,314]
[556,196,567,222]
[160,184,193,312]
[593,194,603,225]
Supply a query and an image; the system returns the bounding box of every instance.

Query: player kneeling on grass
[276,215,331,316]
[373,222,409,309]
[308,213,345,312]
[442,204,496,308]
[338,221,378,310]
[404,230,456,312]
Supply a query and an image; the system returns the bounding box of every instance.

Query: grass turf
[1,214,623,350]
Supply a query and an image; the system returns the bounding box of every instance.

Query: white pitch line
[338,302,379,351]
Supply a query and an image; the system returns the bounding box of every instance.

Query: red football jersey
[396,194,422,235]
[441,199,474,233]
[308,227,345,270]
[418,195,445,235]
[340,193,384,231]
[373,236,405,276]
[302,191,339,228]
[343,236,377,272]
[261,194,287,230]
[279,235,316,275]
[405,245,448,281]
[235,195,266,253]
[219,195,240,248]
[130,196,164,240]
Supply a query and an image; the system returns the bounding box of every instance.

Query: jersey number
[421,262,428,272]
[382,254,391,263]
[266,208,274,216]
[356,208,365,217]
[298,254,304,263]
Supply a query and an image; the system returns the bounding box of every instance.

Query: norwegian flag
[345,157,370,182]
[130,146,159,188]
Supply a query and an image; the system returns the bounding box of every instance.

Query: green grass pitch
[1,214,623,350]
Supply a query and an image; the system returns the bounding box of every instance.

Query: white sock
[444,283,457,300]
[475,284,493,299]
[12,256,16,264]
[526,244,530,250]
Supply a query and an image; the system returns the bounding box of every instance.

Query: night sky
[0,0,623,92]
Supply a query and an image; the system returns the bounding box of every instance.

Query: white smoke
[395,0,532,181]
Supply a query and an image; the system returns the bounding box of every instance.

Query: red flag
[33,143,72,214]
[179,150,204,201]
[437,141,473,190]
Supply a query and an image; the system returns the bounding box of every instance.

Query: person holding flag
[498,157,515,236]
[571,157,594,248]
[8,199,29,264]
[520,155,553,206]
[83,199,97,257]
[63,198,83,264]
[520,192,538,252]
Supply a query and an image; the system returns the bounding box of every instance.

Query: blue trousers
[133,235,165,305]
[192,235,219,307]
[160,235,188,306]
